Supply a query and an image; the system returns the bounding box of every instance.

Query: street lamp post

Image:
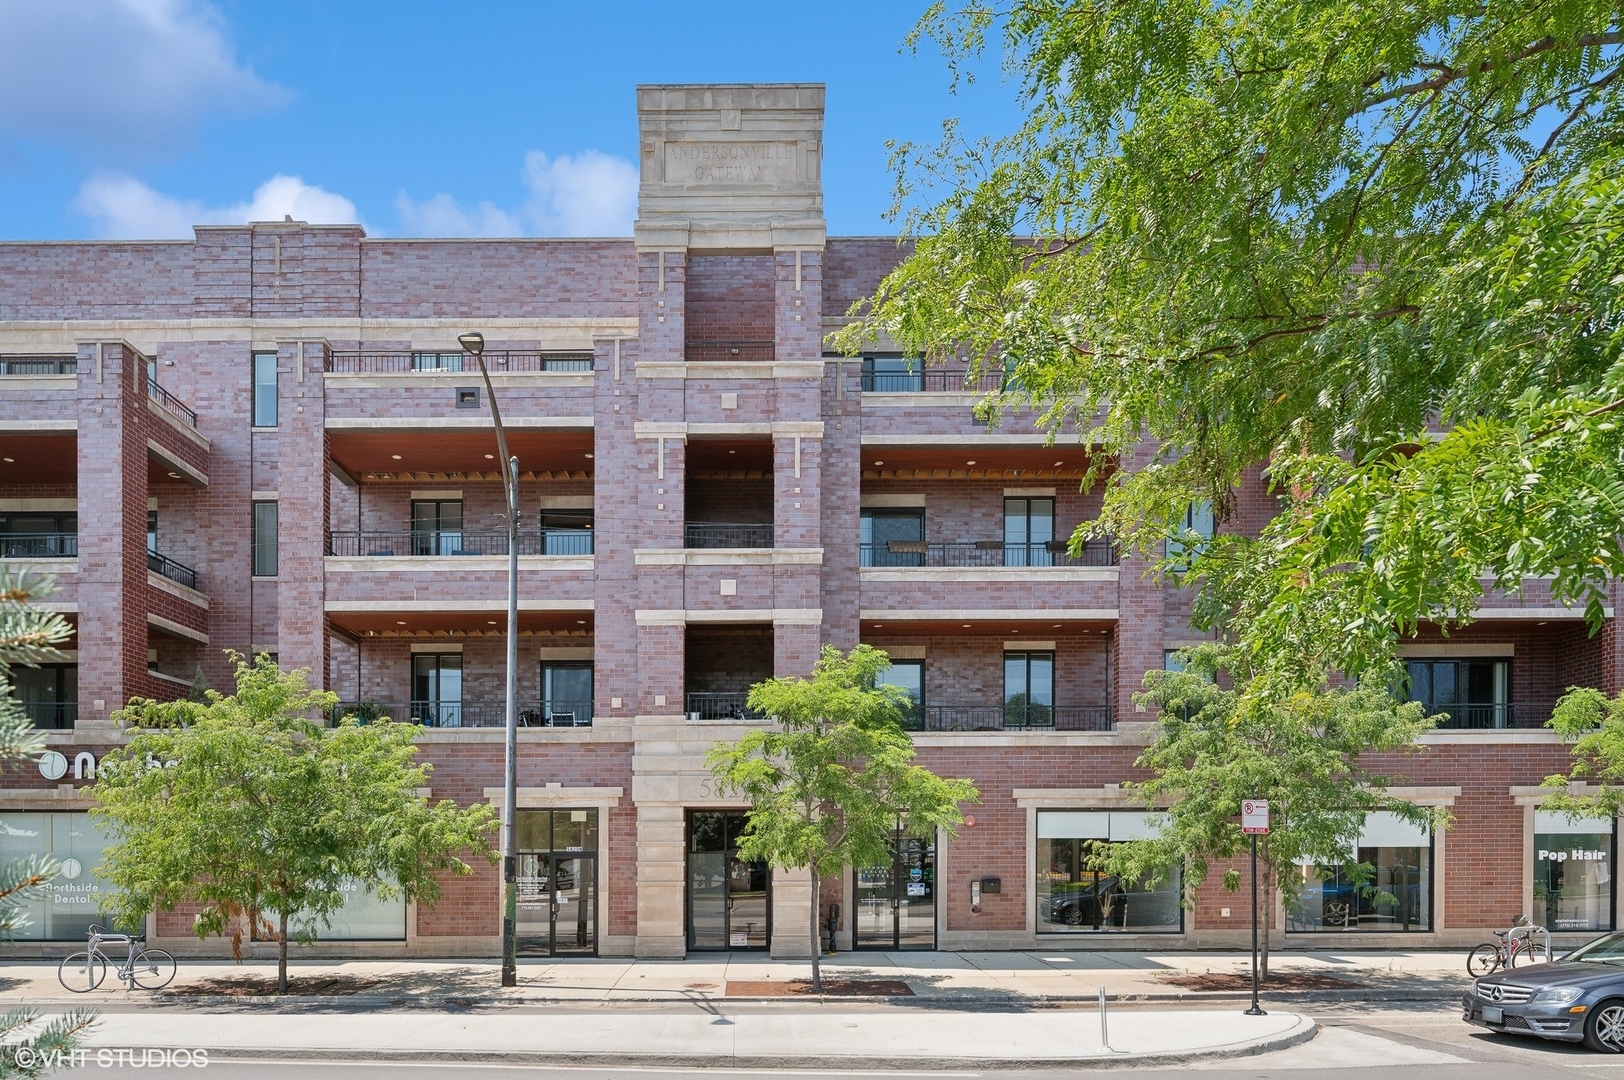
[459,331,520,989]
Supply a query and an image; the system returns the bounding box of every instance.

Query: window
[0,512,77,558]
[860,508,925,567]
[1004,651,1054,728]
[146,510,157,554]
[1535,811,1615,932]
[860,356,924,392]
[411,351,464,372]
[411,653,462,727]
[252,352,278,427]
[1036,811,1181,933]
[411,500,464,556]
[283,884,406,941]
[0,813,114,940]
[1163,650,1187,672]
[1290,812,1432,932]
[251,501,278,578]
[877,659,924,728]
[541,511,594,555]
[543,355,594,372]
[541,662,593,727]
[1166,501,1214,565]
[1004,497,1056,566]
[11,663,75,729]
[1404,658,1511,729]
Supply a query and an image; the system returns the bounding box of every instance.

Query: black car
[1464,931,1624,1052]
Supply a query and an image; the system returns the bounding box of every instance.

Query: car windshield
[1563,932,1624,963]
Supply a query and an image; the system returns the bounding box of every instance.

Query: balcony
[16,700,75,730]
[145,377,198,428]
[684,692,763,721]
[147,550,197,590]
[327,351,595,374]
[684,522,774,549]
[0,533,76,558]
[0,356,75,376]
[899,703,1113,733]
[1415,700,1555,731]
[327,529,593,557]
[685,340,774,363]
[329,699,593,728]
[859,359,1006,394]
[860,539,1118,568]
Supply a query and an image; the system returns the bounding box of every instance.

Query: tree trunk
[809,867,822,993]
[277,907,289,995]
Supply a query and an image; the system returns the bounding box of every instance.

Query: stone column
[275,340,329,686]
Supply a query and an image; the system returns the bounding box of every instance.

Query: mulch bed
[165,975,384,996]
[1159,971,1358,992]
[726,979,914,997]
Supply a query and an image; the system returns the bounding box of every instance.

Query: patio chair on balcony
[885,540,927,555]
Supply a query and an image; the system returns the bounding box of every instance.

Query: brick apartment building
[1,84,1619,958]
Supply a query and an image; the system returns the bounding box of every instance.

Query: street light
[460,330,520,989]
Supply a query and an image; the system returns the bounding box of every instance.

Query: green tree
[838,2,1624,691]
[1103,646,1437,978]
[92,653,498,993]
[1540,688,1624,821]
[0,568,94,1075]
[706,645,979,991]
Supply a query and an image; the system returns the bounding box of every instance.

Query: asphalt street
[71,1001,1624,1078]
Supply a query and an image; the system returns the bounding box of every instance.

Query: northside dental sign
[666,142,797,184]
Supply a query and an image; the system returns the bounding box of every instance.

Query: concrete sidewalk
[44,1006,1318,1068]
[0,948,1471,1006]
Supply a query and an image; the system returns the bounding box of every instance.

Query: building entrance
[687,810,770,950]
[516,809,598,956]
[854,834,936,950]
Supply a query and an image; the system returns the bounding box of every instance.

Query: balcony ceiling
[328,609,595,637]
[329,429,594,478]
[0,433,76,485]
[685,436,773,472]
[859,446,1111,476]
[863,618,1117,637]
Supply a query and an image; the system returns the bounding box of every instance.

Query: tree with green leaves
[838,2,1624,698]
[707,645,978,991]
[1104,646,1437,979]
[0,567,94,1074]
[1541,688,1624,821]
[92,653,498,993]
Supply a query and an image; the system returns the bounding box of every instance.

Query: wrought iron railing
[1413,700,1555,730]
[147,550,197,590]
[326,530,594,557]
[860,540,1118,568]
[0,355,76,375]
[326,351,595,374]
[859,365,1008,393]
[685,692,764,721]
[685,340,775,363]
[899,704,1113,732]
[145,377,198,427]
[684,522,774,549]
[0,533,77,558]
[17,700,75,730]
[329,700,594,728]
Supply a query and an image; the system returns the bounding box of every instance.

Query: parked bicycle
[1467,915,1551,976]
[57,924,176,992]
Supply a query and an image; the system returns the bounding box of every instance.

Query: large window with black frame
[860,507,924,567]
[1534,810,1615,933]
[1035,811,1182,933]
[1290,812,1432,932]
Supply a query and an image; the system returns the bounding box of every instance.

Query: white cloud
[0,0,285,151]
[74,173,362,239]
[394,150,638,238]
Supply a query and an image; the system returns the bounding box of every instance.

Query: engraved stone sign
[665,142,798,184]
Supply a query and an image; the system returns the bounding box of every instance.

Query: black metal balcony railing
[145,377,198,428]
[898,704,1114,733]
[685,692,765,721]
[326,351,595,374]
[329,700,594,728]
[0,355,76,376]
[325,530,594,557]
[17,701,75,730]
[0,533,77,558]
[685,340,775,363]
[684,522,774,549]
[1413,700,1555,730]
[147,550,197,590]
[859,366,1008,394]
[860,539,1119,568]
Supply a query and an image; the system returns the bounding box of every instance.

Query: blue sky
[0,0,1024,240]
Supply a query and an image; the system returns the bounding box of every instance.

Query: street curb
[133,1015,1321,1070]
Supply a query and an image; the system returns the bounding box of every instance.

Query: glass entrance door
[687,810,770,950]
[854,833,936,950]
[515,809,598,956]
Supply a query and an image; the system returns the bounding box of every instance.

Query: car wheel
[1585,1000,1624,1053]
[1062,904,1085,926]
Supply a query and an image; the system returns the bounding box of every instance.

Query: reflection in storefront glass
[1035,838,1181,933]
[0,812,113,941]
[1534,812,1614,932]
[1291,846,1431,932]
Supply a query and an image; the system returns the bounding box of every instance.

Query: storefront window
[0,812,114,940]
[1036,811,1181,933]
[1534,810,1615,933]
[285,883,407,941]
[1290,812,1431,931]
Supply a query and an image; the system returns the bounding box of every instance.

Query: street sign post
[1241,800,1269,1017]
